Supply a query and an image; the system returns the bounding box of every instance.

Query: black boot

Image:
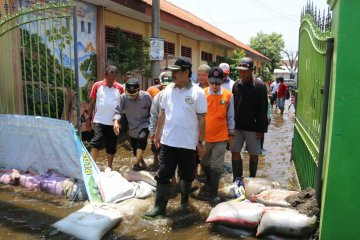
[232,160,243,182]
[209,170,222,203]
[181,180,192,209]
[249,160,258,178]
[203,165,211,186]
[143,183,170,219]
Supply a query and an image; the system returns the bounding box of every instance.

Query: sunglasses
[126,90,139,96]
[209,81,222,86]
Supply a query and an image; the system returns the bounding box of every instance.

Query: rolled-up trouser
[202,141,227,173]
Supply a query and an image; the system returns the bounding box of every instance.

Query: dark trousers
[155,145,197,184]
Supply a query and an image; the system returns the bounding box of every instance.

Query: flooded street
[0,105,299,240]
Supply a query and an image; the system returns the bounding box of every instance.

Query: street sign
[150,37,164,60]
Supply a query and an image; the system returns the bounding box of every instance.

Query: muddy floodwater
[0,106,299,240]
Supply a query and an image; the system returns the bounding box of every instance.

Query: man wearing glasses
[113,78,152,171]
[231,57,268,179]
[200,67,234,202]
[144,58,207,219]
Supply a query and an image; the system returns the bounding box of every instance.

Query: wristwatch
[198,140,206,145]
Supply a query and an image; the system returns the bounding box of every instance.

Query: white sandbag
[115,198,152,217]
[243,177,278,200]
[123,168,156,187]
[256,207,317,238]
[132,181,155,199]
[62,178,88,201]
[254,189,299,207]
[98,169,135,203]
[52,203,122,240]
[206,200,265,228]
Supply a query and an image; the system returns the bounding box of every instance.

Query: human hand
[256,132,264,139]
[113,121,121,136]
[197,143,205,160]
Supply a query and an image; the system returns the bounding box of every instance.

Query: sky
[166,0,329,52]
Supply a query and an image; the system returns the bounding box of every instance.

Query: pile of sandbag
[0,168,87,201]
[96,167,156,204]
[208,177,318,238]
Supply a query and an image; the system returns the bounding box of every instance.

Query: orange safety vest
[147,86,161,98]
[204,87,232,142]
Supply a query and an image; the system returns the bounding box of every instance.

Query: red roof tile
[142,0,270,61]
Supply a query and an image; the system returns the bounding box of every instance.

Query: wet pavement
[0,104,299,240]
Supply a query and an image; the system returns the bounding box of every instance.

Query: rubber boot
[203,165,211,185]
[232,160,243,182]
[181,180,192,209]
[143,183,170,219]
[249,160,258,178]
[209,170,222,203]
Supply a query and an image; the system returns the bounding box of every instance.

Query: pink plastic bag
[40,171,66,195]
[20,174,41,190]
[0,169,20,185]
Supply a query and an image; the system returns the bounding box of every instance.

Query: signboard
[150,37,164,60]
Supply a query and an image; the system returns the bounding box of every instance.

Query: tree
[108,29,151,84]
[281,50,298,79]
[250,32,285,81]
[209,49,246,80]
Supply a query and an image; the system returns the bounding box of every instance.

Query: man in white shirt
[144,58,207,219]
[270,78,280,107]
[87,65,124,169]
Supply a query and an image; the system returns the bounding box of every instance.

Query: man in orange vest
[202,67,235,202]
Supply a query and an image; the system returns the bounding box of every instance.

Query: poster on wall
[20,1,97,136]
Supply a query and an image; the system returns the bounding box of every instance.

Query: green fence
[293,3,332,189]
[0,0,78,121]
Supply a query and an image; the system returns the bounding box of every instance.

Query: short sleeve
[196,89,207,114]
[89,82,100,100]
[160,89,169,110]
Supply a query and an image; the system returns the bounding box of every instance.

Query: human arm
[86,99,95,131]
[227,95,235,146]
[149,94,161,140]
[197,113,206,159]
[113,95,125,136]
[154,109,165,148]
[256,83,269,137]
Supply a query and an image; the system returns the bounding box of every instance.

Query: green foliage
[209,49,246,80]
[250,31,285,74]
[107,29,151,80]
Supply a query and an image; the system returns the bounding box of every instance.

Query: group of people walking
[86,57,269,219]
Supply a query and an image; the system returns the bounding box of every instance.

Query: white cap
[219,63,230,74]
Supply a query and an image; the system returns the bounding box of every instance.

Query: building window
[181,46,192,58]
[81,21,85,32]
[216,55,224,63]
[105,26,143,45]
[88,22,91,34]
[201,51,213,62]
[164,41,175,55]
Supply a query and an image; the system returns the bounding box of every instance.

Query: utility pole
[151,0,161,84]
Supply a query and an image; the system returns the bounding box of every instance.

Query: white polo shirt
[160,81,207,150]
[90,81,124,125]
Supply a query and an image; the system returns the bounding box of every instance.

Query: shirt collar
[208,87,223,95]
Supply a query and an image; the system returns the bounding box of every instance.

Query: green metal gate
[292,2,332,188]
[0,0,79,124]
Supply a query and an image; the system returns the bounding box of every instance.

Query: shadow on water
[0,102,299,239]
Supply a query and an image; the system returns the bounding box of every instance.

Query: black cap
[126,78,140,93]
[168,58,192,71]
[208,67,224,84]
[235,57,254,70]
